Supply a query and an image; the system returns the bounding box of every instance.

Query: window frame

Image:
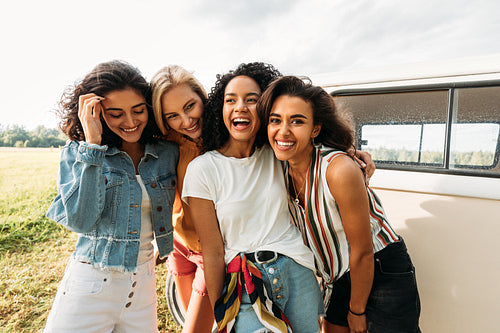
[331,80,500,179]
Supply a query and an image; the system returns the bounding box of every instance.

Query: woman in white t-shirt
[182,62,324,333]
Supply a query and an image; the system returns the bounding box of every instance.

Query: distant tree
[0,124,66,147]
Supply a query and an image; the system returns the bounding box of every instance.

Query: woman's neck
[183,134,201,145]
[121,141,144,173]
[218,139,256,158]
[287,144,314,179]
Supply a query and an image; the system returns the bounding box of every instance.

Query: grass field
[0,148,181,332]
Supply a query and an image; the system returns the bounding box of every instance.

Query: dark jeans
[326,239,421,333]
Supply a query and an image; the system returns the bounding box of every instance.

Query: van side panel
[373,187,500,332]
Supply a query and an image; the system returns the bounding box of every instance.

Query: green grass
[0,148,181,332]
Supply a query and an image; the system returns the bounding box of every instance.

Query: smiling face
[161,84,203,140]
[222,76,262,146]
[101,88,148,144]
[267,95,321,162]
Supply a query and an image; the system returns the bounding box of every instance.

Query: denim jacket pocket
[156,174,177,204]
[103,172,124,209]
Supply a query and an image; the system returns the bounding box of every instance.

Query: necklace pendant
[294,197,300,205]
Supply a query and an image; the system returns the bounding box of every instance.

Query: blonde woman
[151,65,214,332]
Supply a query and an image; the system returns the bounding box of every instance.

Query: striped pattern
[214,254,291,333]
[287,145,399,306]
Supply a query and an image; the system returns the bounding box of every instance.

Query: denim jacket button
[157,206,163,212]
[159,227,166,232]
[151,183,157,188]
[171,179,176,186]
[104,176,108,185]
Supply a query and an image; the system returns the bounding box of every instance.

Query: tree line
[0,124,66,148]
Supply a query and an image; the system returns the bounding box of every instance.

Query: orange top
[167,131,202,252]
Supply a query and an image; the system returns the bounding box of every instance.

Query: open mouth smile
[232,117,251,129]
[122,126,139,133]
[185,120,200,132]
[275,140,296,150]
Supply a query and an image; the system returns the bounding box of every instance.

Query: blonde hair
[150,65,207,134]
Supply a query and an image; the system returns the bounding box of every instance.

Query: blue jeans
[233,255,323,333]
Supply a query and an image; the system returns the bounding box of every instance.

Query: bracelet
[349,308,366,316]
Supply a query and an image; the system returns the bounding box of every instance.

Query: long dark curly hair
[58,60,162,147]
[201,62,282,153]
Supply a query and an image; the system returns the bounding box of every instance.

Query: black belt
[246,251,279,264]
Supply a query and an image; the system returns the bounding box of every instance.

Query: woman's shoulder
[325,151,364,190]
[189,150,218,166]
[152,140,179,154]
[62,140,109,155]
[316,145,348,159]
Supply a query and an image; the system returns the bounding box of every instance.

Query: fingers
[78,93,104,119]
[353,155,367,168]
[78,93,105,145]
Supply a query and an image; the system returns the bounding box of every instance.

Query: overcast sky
[1,0,499,130]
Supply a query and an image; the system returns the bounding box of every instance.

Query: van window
[334,86,500,176]
[450,86,500,170]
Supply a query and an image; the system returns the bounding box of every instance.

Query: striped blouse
[287,145,399,305]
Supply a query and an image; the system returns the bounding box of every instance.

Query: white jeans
[44,258,158,333]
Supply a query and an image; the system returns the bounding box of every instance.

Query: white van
[311,54,500,332]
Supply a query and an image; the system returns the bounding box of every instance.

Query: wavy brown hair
[258,75,354,151]
[58,60,161,147]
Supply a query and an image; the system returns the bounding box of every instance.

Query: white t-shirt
[182,146,315,270]
[136,175,154,265]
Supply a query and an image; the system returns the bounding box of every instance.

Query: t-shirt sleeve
[181,156,215,204]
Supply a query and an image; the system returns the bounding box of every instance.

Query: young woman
[150,65,215,332]
[44,60,178,332]
[260,76,421,333]
[182,63,324,333]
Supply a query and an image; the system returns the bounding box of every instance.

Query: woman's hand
[78,93,104,145]
[347,149,375,185]
[347,311,368,333]
[185,197,226,309]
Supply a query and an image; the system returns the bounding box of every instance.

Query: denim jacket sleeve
[47,141,107,233]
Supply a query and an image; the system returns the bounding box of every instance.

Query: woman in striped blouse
[259,76,421,333]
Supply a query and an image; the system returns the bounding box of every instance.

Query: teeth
[186,122,198,131]
[122,126,138,132]
[233,118,250,123]
[276,140,294,147]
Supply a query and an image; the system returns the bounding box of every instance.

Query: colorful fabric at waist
[214,253,291,333]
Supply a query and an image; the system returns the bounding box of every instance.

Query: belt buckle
[255,251,278,264]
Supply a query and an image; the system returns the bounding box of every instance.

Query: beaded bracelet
[349,308,366,316]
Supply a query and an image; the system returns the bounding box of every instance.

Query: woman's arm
[185,197,226,309]
[46,141,107,234]
[326,155,374,333]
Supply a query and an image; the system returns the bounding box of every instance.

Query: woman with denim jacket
[43,60,178,333]
[260,76,421,333]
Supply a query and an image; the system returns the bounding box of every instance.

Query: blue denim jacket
[47,140,179,272]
